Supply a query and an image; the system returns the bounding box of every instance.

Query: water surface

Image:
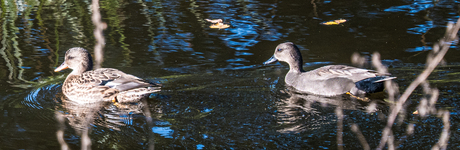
[1,0,460,149]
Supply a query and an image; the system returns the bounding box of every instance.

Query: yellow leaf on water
[322,21,339,25]
[210,22,230,29]
[322,19,347,25]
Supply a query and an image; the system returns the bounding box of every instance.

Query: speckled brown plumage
[55,47,160,103]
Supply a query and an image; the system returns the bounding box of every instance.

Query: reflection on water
[57,95,120,132]
[55,91,162,149]
[1,0,460,149]
[276,88,388,134]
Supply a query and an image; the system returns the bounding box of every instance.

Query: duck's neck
[70,60,93,75]
[288,59,305,73]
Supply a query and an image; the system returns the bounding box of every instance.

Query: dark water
[1,0,460,149]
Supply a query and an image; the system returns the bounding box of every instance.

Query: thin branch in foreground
[372,52,399,103]
[142,99,155,150]
[394,123,415,148]
[417,82,439,118]
[351,124,370,150]
[91,0,107,69]
[81,128,92,150]
[81,109,95,150]
[335,107,344,150]
[432,110,450,150]
[351,52,367,68]
[55,112,69,150]
[387,130,395,150]
[377,18,460,150]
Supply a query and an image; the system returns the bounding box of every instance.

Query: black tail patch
[354,76,390,94]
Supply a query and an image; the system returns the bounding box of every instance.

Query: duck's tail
[116,87,161,103]
[352,76,396,95]
[373,76,397,83]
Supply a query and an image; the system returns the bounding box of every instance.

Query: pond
[1,0,459,149]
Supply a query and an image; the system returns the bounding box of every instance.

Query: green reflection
[101,0,132,66]
[0,0,30,84]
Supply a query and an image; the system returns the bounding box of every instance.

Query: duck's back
[62,68,157,102]
[307,65,378,81]
[285,65,380,96]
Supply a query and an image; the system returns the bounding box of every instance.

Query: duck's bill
[263,56,278,65]
[54,63,69,72]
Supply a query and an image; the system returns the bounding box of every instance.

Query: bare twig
[371,52,400,149]
[387,131,395,150]
[310,0,318,18]
[81,127,92,150]
[432,110,450,150]
[351,124,370,150]
[417,83,439,118]
[81,107,95,150]
[351,52,367,68]
[335,107,344,150]
[91,0,107,69]
[55,112,69,150]
[372,52,399,103]
[377,18,460,150]
[142,99,155,150]
[394,123,415,148]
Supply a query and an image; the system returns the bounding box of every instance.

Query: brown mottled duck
[54,47,160,103]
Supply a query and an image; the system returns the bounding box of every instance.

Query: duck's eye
[277,48,282,52]
[67,56,75,60]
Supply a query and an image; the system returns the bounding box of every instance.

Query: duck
[264,42,395,97]
[54,47,160,103]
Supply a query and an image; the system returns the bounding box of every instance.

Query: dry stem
[91,0,107,69]
[376,18,459,150]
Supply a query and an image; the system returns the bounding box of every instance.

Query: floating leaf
[210,22,230,29]
[322,19,347,25]
[205,19,223,23]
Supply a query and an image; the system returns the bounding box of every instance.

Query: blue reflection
[235,51,253,56]
[226,58,249,62]
[405,46,432,52]
[151,126,174,138]
[24,88,44,109]
[202,108,213,113]
[406,45,458,52]
[197,144,205,149]
[407,21,433,35]
[223,25,259,51]
[23,84,61,109]
[385,0,434,15]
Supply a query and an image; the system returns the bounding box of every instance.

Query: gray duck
[55,47,160,103]
[264,42,395,97]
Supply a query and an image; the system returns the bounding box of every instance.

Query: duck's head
[54,47,93,75]
[264,42,304,71]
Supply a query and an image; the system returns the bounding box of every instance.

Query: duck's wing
[84,68,157,92]
[310,65,384,82]
[62,74,118,102]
